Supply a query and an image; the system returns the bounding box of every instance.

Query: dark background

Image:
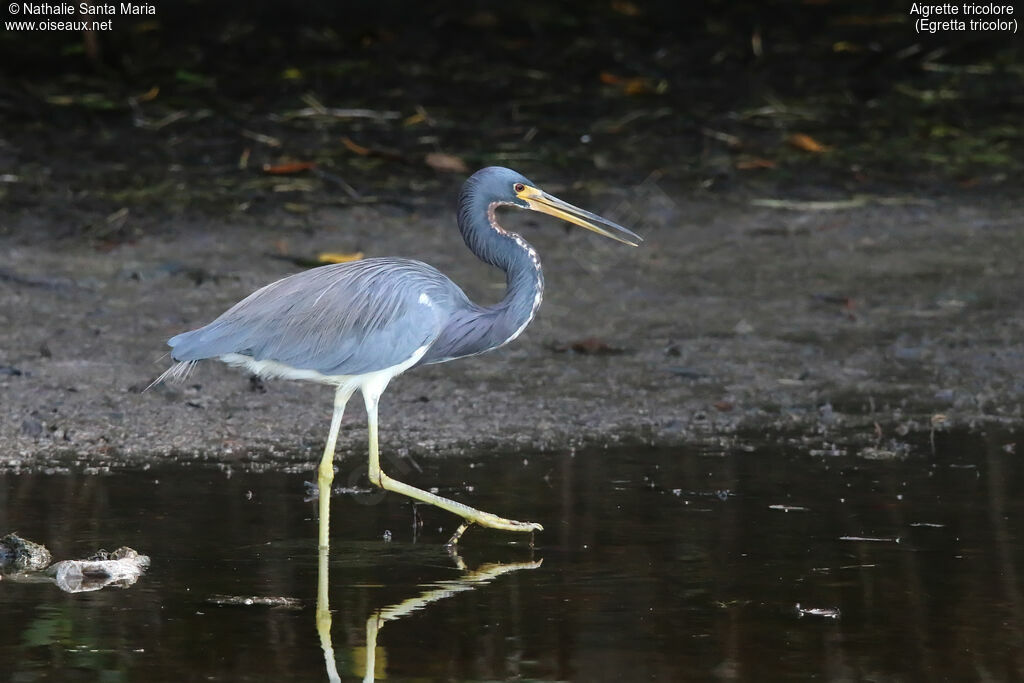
[1,0,1020,242]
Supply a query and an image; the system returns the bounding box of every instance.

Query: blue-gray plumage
[156,166,641,547]
[168,259,451,376]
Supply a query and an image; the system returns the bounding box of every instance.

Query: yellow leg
[318,386,354,550]
[362,384,542,545]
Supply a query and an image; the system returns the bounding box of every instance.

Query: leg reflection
[315,546,342,683]
[316,546,542,681]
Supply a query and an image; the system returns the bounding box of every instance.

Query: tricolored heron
[155,167,641,546]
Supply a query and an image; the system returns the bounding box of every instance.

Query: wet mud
[1,192,1021,468]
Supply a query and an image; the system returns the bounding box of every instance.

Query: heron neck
[456,196,545,346]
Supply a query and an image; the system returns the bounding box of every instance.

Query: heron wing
[168,258,451,375]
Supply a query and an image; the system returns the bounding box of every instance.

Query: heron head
[472,166,643,247]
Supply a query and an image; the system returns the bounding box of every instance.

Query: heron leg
[362,383,543,544]
[447,521,473,547]
[318,385,355,549]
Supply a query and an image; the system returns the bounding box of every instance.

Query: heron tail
[144,360,198,392]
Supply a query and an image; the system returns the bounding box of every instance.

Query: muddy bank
[1,0,1021,467]
[1,190,1021,468]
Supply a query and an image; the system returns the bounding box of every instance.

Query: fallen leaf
[736,157,776,170]
[787,133,832,153]
[135,86,159,102]
[713,401,734,412]
[262,161,316,175]
[611,0,641,15]
[317,251,364,264]
[832,41,862,52]
[403,112,427,126]
[264,252,326,268]
[425,152,468,173]
[599,72,667,96]
[625,79,659,95]
[341,136,372,156]
[341,137,406,161]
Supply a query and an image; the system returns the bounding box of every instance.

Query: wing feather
[168,258,453,375]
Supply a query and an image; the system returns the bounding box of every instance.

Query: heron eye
[514,183,525,193]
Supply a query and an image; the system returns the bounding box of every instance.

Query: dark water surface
[2,430,1022,681]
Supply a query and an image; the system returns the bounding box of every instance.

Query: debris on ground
[207,595,303,609]
[0,533,149,593]
[0,533,52,571]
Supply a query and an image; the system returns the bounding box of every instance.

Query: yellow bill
[516,185,643,247]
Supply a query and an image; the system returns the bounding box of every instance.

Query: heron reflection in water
[316,547,542,682]
[155,167,641,546]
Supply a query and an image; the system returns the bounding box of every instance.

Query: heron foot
[446,513,543,546]
[374,471,542,544]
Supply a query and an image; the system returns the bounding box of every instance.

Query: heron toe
[472,511,543,533]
